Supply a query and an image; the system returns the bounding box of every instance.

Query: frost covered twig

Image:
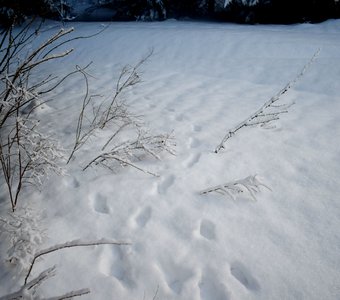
[0,20,105,211]
[215,49,320,153]
[0,22,75,211]
[65,59,143,164]
[67,51,154,164]
[25,238,131,284]
[0,266,57,300]
[200,175,270,201]
[0,117,65,211]
[66,63,97,164]
[83,130,175,177]
[67,50,176,175]
[152,285,160,300]
[100,50,153,129]
[0,266,90,300]
[46,288,91,300]
[0,208,44,271]
[0,238,130,299]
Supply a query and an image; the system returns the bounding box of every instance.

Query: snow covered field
[1,19,340,299]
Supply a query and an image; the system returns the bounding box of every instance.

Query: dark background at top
[1,0,340,26]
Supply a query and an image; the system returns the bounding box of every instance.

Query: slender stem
[25,239,130,284]
[215,49,320,153]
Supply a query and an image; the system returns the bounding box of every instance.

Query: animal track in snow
[184,153,201,168]
[98,246,136,288]
[188,137,201,149]
[71,178,80,188]
[157,175,175,194]
[159,261,194,295]
[62,176,80,188]
[135,206,152,228]
[230,261,260,291]
[200,219,216,241]
[175,114,185,121]
[192,124,202,132]
[199,270,230,300]
[90,193,110,214]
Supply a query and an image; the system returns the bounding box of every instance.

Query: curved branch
[25,239,131,284]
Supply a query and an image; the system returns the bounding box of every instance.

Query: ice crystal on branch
[215,49,320,153]
[200,175,270,201]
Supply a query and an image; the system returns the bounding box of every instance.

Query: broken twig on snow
[215,49,320,153]
[200,175,270,201]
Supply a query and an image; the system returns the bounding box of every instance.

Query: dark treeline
[222,0,340,24]
[0,0,60,26]
[1,0,340,26]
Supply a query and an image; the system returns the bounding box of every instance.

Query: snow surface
[1,19,340,299]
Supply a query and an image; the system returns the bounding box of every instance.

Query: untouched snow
[1,20,340,299]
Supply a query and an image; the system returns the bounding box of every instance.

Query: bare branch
[82,130,175,176]
[0,21,100,211]
[0,267,56,300]
[200,175,270,201]
[0,266,90,300]
[100,50,153,129]
[45,288,91,300]
[25,239,131,284]
[215,49,320,153]
[152,285,160,300]
[42,25,108,59]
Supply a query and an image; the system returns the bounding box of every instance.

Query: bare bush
[0,19,107,211]
[0,20,78,211]
[67,51,175,176]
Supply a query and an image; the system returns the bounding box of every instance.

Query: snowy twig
[152,285,160,300]
[66,51,175,175]
[82,130,175,176]
[143,285,160,300]
[200,175,270,201]
[215,49,320,153]
[66,49,176,172]
[25,238,131,284]
[0,208,44,271]
[100,50,153,129]
[0,266,90,300]
[0,23,80,211]
[0,239,130,299]
[45,288,91,300]
[0,266,56,300]
[0,20,108,211]
[66,64,97,164]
